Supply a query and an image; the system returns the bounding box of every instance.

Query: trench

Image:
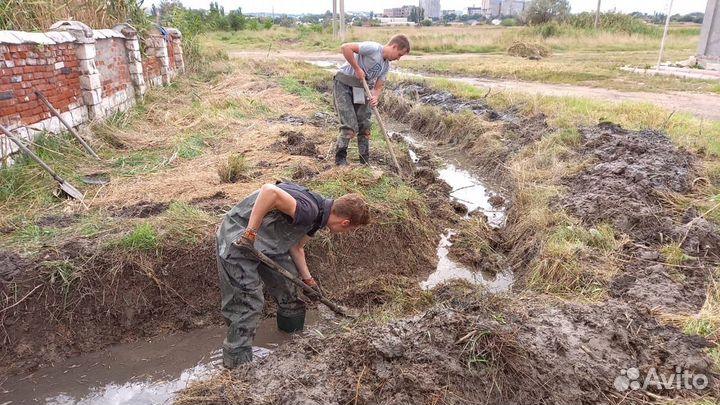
[1,312,322,405]
[3,62,517,405]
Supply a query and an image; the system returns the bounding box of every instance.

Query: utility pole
[594,0,601,29]
[657,0,674,69]
[332,0,337,38]
[339,0,346,40]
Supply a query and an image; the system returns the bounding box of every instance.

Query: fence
[0,21,184,163]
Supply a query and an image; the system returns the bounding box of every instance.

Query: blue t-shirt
[338,41,390,86]
[277,183,332,236]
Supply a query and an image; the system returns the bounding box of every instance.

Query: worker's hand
[232,228,257,251]
[355,69,366,82]
[369,95,379,107]
[303,277,323,301]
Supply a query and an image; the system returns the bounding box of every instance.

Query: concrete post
[697,0,720,70]
[114,23,146,100]
[50,21,104,120]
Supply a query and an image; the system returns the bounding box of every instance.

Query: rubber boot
[222,345,253,369]
[277,308,306,333]
[335,146,348,166]
[358,130,370,164]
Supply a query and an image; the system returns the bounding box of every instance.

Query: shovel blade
[60,181,84,201]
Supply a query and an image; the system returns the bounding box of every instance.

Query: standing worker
[216,182,370,367]
[333,34,411,166]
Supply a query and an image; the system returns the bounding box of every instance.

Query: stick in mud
[233,241,357,318]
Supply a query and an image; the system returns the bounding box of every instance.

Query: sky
[150,0,709,15]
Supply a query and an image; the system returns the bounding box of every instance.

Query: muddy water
[1,312,320,405]
[387,125,513,293]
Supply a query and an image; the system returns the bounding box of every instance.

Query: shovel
[0,124,85,202]
[233,240,357,319]
[35,90,101,160]
[361,78,402,175]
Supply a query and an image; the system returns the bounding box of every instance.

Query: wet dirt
[560,122,720,313]
[271,112,336,128]
[0,250,32,283]
[189,191,234,215]
[269,131,321,157]
[178,287,717,404]
[111,201,170,218]
[36,214,78,229]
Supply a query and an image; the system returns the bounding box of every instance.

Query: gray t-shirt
[338,41,390,86]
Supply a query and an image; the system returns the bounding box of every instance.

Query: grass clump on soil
[528,223,625,299]
[43,259,80,295]
[114,222,159,253]
[311,167,426,223]
[661,243,693,266]
[161,202,216,246]
[217,153,250,183]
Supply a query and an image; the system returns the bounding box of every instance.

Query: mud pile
[560,123,720,313]
[178,285,717,404]
[270,130,320,157]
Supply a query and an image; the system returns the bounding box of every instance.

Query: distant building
[378,17,416,26]
[419,0,441,19]
[466,7,484,16]
[383,5,418,18]
[479,0,528,17]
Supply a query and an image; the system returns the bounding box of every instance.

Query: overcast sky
[149,0,709,15]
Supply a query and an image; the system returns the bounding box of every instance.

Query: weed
[177,132,209,159]
[115,223,159,253]
[162,202,216,245]
[44,259,79,294]
[661,244,691,266]
[217,153,249,183]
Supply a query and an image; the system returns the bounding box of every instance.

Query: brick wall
[94,37,134,113]
[0,42,83,128]
[0,22,184,162]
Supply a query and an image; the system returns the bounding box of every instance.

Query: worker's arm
[243,184,297,241]
[370,79,384,107]
[289,235,316,286]
[341,42,365,81]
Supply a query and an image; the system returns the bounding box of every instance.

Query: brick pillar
[114,23,146,100]
[166,28,185,74]
[49,21,104,120]
[147,34,171,85]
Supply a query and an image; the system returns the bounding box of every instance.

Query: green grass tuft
[116,223,159,252]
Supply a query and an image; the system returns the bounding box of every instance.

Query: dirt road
[229,50,720,121]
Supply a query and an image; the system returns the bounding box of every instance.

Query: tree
[228,8,246,31]
[524,0,570,25]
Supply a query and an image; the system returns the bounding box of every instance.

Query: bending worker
[216,182,370,367]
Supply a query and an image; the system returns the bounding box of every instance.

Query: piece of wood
[35,90,101,160]
[233,240,356,318]
[361,78,402,175]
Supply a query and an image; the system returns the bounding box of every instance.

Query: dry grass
[0,0,145,31]
[174,370,250,405]
[662,269,720,343]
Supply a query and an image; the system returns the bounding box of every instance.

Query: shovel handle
[234,241,355,318]
[361,78,402,175]
[35,91,101,160]
[0,124,64,183]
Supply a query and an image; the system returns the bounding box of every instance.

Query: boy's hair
[387,34,410,53]
[332,193,370,226]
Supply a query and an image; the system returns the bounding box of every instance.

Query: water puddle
[421,231,514,292]
[1,312,320,405]
[388,126,513,293]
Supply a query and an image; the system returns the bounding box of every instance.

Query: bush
[501,18,517,27]
[525,0,570,25]
[568,12,660,35]
[218,153,249,183]
[538,23,560,38]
